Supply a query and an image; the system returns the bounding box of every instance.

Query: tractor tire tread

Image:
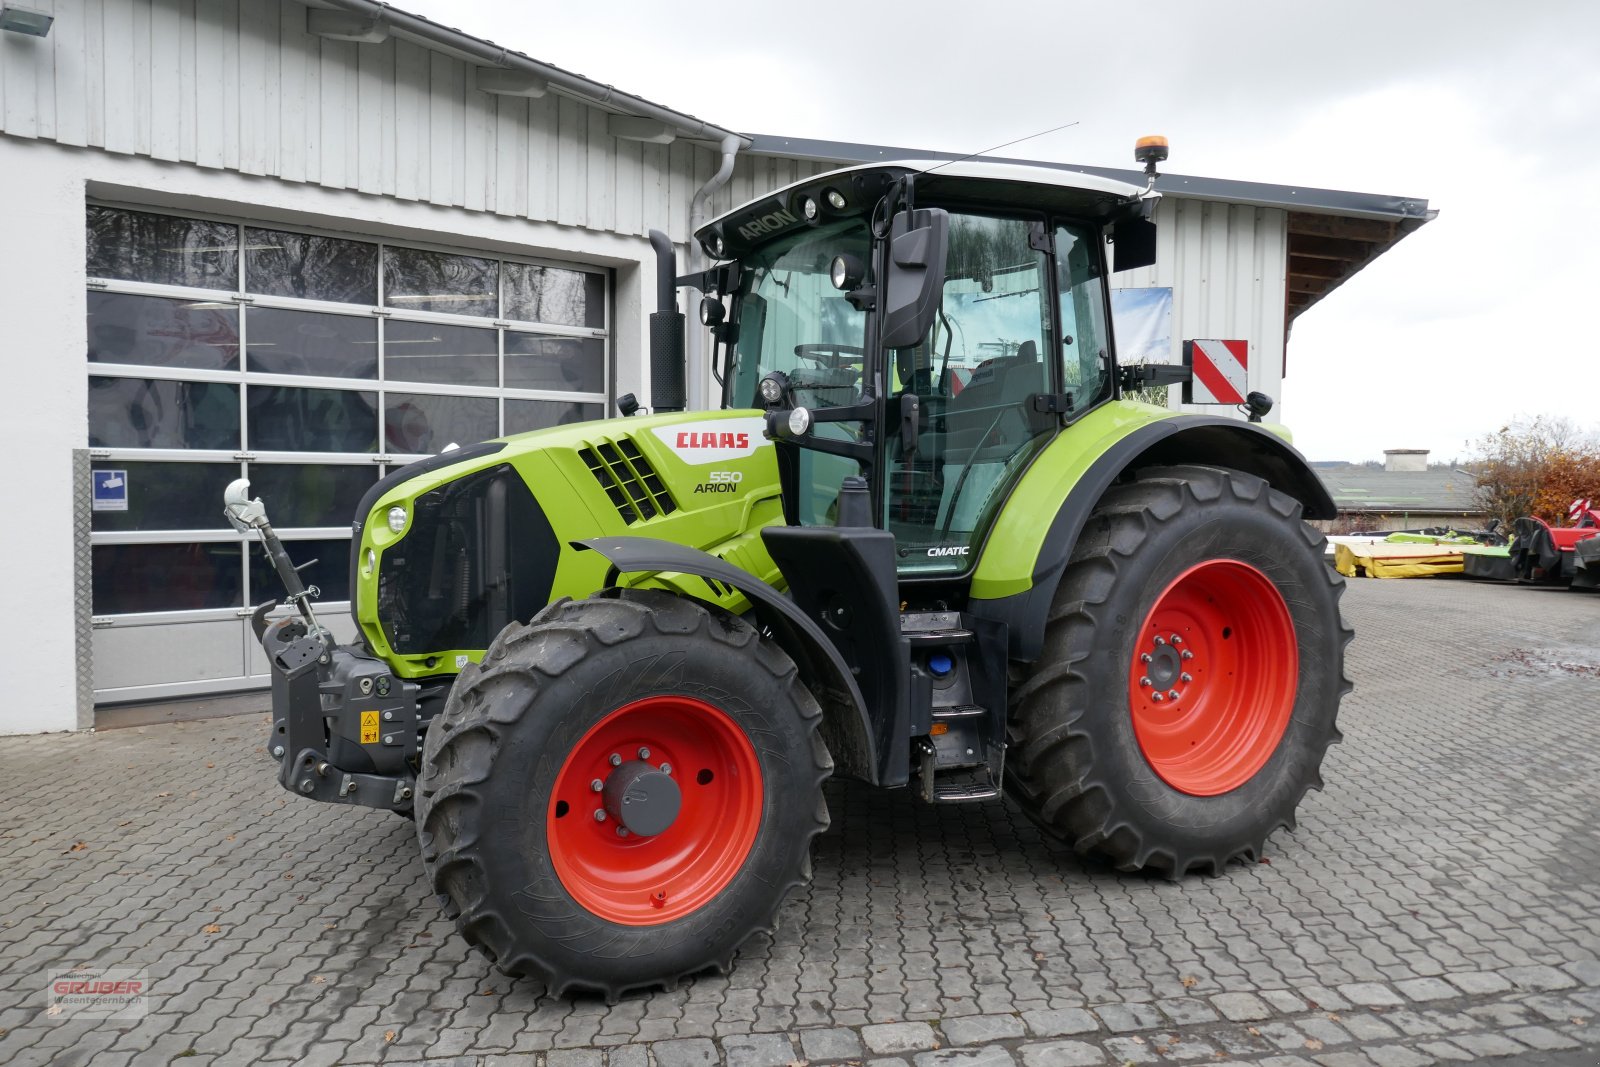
[416,589,830,1000]
[1005,464,1352,878]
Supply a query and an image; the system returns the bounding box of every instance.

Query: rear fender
[969,415,1336,661]
[576,536,879,783]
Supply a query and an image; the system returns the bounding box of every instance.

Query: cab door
[884,211,1057,577]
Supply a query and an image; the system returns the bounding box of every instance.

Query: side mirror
[1111,215,1157,272]
[880,207,949,349]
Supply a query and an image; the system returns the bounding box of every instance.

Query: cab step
[916,738,1004,803]
[932,703,986,720]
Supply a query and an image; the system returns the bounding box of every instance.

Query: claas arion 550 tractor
[225,138,1351,998]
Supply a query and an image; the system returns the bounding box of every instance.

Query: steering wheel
[793,344,865,370]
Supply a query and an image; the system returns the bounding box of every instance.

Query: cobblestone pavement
[2,577,1599,1067]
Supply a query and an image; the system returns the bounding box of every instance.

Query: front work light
[757,372,788,406]
[387,506,408,534]
[825,188,847,210]
[830,253,864,291]
[787,407,812,436]
[699,296,724,326]
[801,196,819,221]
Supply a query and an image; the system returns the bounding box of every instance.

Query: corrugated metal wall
[0,0,826,242]
[1116,197,1289,400]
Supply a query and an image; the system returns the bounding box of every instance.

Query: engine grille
[579,438,677,524]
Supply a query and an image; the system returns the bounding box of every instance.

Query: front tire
[416,589,831,998]
[1006,465,1351,876]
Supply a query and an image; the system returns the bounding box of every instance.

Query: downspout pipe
[689,134,743,242]
[685,134,742,409]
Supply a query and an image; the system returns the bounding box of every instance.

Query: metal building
[0,0,1430,734]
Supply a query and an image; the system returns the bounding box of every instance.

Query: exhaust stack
[647,229,687,413]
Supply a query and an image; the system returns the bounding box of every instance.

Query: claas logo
[675,430,751,450]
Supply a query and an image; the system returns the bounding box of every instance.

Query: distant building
[1315,450,1485,532]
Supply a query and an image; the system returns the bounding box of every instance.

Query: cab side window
[1056,224,1111,412]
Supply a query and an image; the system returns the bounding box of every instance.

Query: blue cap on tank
[928,653,954,677]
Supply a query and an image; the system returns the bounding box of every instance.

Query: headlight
[801,195,819,221]
[387,506,407,534]
[788,407,812,436]
[825,188,847,210]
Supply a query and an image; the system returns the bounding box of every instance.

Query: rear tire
[1005,465,1351,876]
[416,589,831,998]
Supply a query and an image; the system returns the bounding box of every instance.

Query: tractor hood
[348,409,785,678]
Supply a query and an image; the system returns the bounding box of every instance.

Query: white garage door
[86,203,609,703]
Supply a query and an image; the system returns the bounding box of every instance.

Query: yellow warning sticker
[359,711,380,744]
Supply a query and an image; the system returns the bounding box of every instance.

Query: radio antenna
[921,120,1081,176]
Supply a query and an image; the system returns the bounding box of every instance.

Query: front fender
[575,536,878,782]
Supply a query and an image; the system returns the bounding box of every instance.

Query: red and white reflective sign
[1183,339,1249,405]
[1572,498,1593,523]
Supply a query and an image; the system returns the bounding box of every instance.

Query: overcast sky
[404,0,1599,462]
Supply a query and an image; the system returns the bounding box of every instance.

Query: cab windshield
[726,218,872,411]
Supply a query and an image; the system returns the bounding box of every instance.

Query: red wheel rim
[548,695,762,925]
[1127,560,1298,796]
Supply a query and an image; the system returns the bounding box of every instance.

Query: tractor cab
[686,160,1158,582]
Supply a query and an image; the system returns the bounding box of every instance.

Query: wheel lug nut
[593,809,606,822]
[1168,689,1180,700]
[1140,653,1152,664]
[1170,634,1182,645]
[590,778,603,792]
[1151,692,1164,702]
[1181,650,1194,660]
[660,763,672,775]
[1154,636,1166,646]
[1139,677,1152,687]
[637,746,651,760]
[616,826,630,838]
[609,753,622,767]
[1180,672,1192,683]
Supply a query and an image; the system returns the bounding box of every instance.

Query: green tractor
[225,138,1351,998]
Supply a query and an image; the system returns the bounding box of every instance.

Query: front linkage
[224,480,420,812]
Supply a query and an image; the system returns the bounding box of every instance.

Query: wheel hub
[1127,559,1298,796]
[602,761,681,837]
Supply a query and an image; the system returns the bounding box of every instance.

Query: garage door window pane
[87,206,239,290]
[247,386,377,452]
[90,462,238,532]
[245,227,378,304]
[384,247,498,317]
[504,333,605,393]
[386,393,497,454]
[93,542,243,614]
[246,307,377,379]
[251,539,351,603]
[503,263,604,328]
[505,399,602,435]
[88,292,240,371]
[247,464,376,528]
[89,376,241,450]
[383,320,497,386]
